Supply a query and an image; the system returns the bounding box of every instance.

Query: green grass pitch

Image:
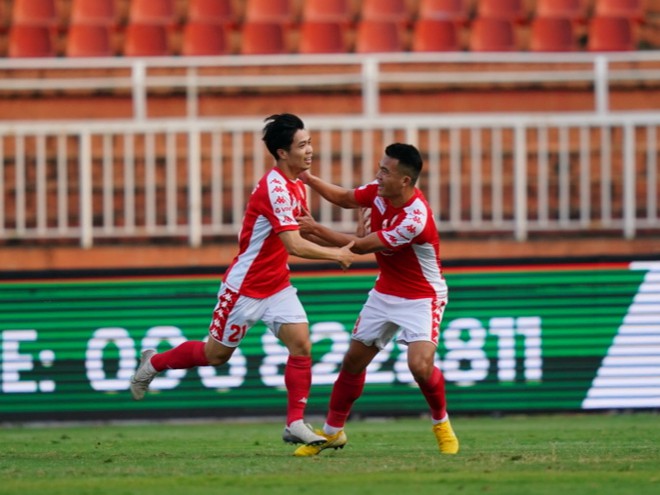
[0,413,658,495]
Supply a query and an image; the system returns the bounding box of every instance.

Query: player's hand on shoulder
[298,171,311,184]
[295,206,316,236]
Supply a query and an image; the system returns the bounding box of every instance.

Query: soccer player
[292,143,459,456]
[130,113,355,447]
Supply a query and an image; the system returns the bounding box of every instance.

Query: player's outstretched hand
[338,240,355,271]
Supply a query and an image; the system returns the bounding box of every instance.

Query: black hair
[385,143,423,184]
[262,113,305,160]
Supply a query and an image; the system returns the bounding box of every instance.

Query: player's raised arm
[299,171,360,209]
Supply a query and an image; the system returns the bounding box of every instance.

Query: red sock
[150,341,209,371]
[284,355,312,425]
[418,367,447,421]
[326,370,366,428]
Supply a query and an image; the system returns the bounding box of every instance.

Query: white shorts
[352,289,448,350]
[208,285,307,347]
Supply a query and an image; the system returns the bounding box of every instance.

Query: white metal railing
[1,113,658,247]
[1,51,659,118]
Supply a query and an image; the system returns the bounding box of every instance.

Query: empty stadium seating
[12,0,59,27]
[240,21,287,55]
[587,16,636,51]
[302,0,354,25]
[476,0,527,23]
[66,23,113,57]
[418,0,472,24]
[181,21,230,56]
[187,0,236,27]
[0,0,658,58]
[535,0,589,23]
[123,23,170,56]
[298,20,347,54]
[355,19,405,53]
[469,17,517,51]
[244,0,296,25]
[594,0,647,22]
[529,16,577,52]
[70,0,117,27]
[361,0,412,25]
[8,24,55,57]
[412,18,462,52]
[129,0,177,26]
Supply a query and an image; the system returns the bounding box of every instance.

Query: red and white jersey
[223,167,306,298]
[354,182,447,299]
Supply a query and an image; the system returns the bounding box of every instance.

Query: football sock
[150,340,209,371]
[418,366,448,421]
[284,355,312,426]
[325,369,366,430]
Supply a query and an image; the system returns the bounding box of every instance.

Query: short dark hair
[385,143,423,184]
[262,113,305,160]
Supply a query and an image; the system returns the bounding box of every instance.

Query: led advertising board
[1,259,658,422]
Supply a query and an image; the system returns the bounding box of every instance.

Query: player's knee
[204,345,233,366]
[408,360,434,382]
[285,339,312,357]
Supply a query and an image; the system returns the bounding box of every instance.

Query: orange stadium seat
[355,19,405,53]
[412,18,461,51]
[12,0,58,27]
[123,23,170,56]
[535,0,589,23]
[587,16,636,50]
[361,0,411,24]
[244,0,296,25]
[66,24,113,57]
[240,22,288,55]
[187,0,236,27]
[70,0,117,27]
[129,0,177,25]
[302,0,354,25]
[8,24,55,57]
[529,17,577,52]
[594,0,646,22]
[476,0,527,23]
[418,0,472,24]
[469,17,517,51]
[181,21,230,56]
[298,21,347,54]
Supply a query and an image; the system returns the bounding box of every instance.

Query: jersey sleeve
[353,181,379,208]
[263,172,300,234]
[377,200,427,250]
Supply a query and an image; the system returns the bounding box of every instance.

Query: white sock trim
[323,424,343,436]
[432,414,449,425]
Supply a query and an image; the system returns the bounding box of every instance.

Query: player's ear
[277,148,288,160]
